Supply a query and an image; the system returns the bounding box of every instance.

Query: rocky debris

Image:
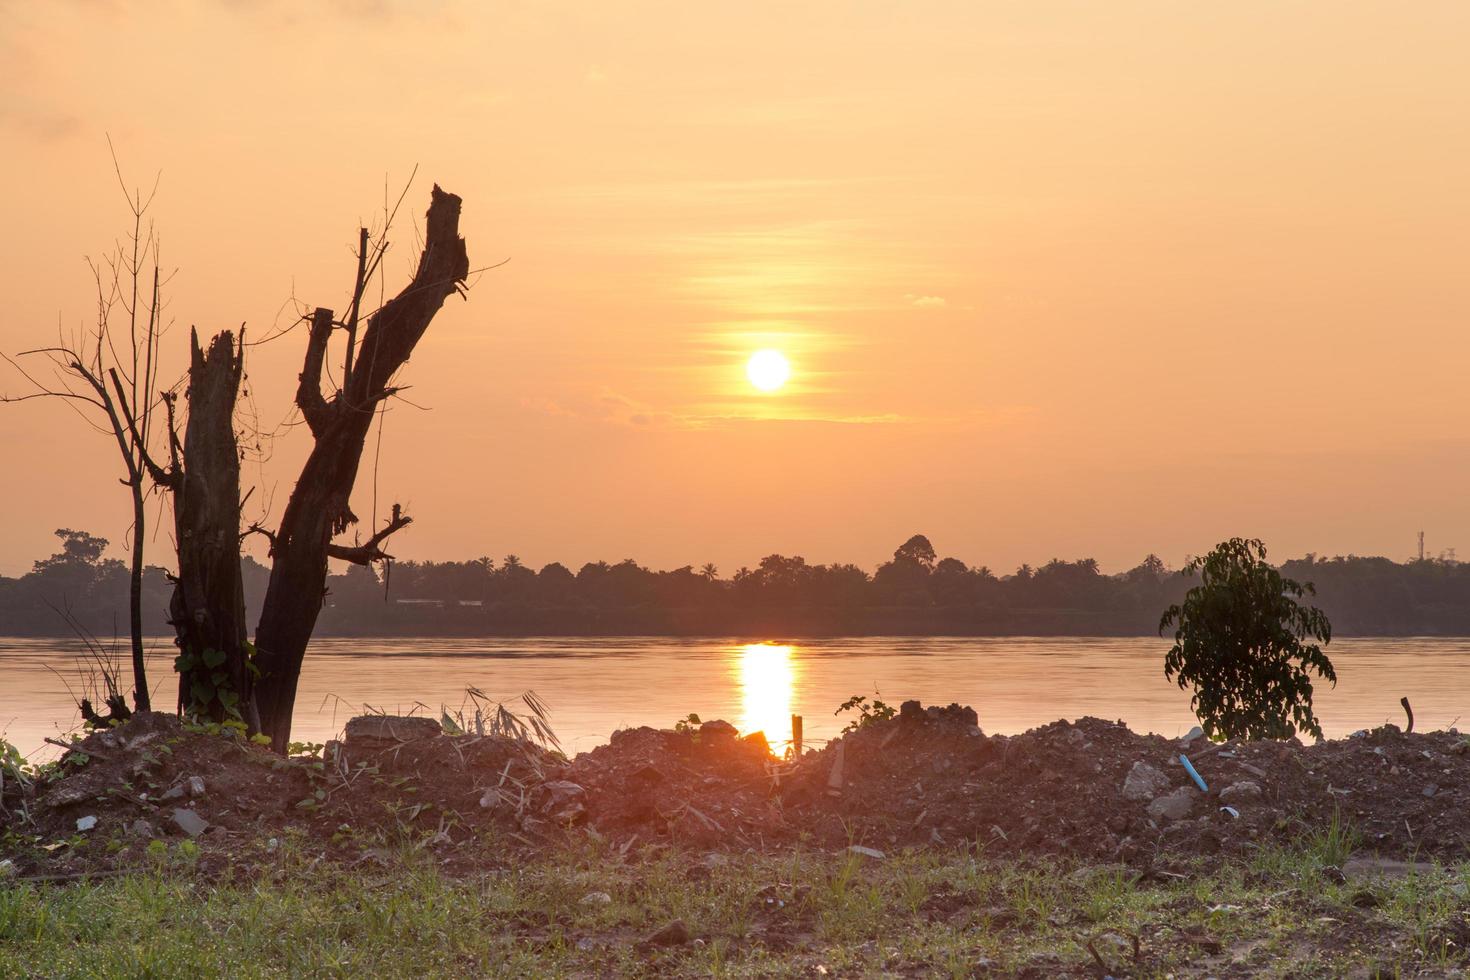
[340,715,444,760]
[16,701,1470,880]
[1122,762,1172,801]
[566,725,784,847]
[75,815,97,832]
[846,845,885,859]
[540,780,587,824]
[638,919,691,949]
[43,775,105,809]
[579,891,613,906]
[171,808,208,837]
[1146,788,1197,823]
[698,720,738,740]
[1219,780,1263,805]
[161,776,206,802]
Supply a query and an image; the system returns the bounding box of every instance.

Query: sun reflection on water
[738,643,796,749]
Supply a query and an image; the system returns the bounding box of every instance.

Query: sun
[745,349,791,392]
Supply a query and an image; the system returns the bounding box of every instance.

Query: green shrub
[1160,538,1334,740]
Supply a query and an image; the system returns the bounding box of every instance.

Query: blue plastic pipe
[1179,754,1208,793]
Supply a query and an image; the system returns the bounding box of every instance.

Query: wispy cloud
[523,388,1031,433]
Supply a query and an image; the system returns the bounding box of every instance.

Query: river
[3,636,1466,761]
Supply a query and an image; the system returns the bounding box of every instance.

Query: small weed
[835,693,897,733]
[1305,806,1362,869]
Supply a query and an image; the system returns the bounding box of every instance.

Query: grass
[2,821,1469,977]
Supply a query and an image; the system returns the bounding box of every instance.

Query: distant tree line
[6,529,1470,639]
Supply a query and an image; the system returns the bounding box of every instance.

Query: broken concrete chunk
[698,720,737,740]
[1423,783,1438,798]
[171,808,208,837]
[826,741,847,794]
[741,730,771,755]
[129,819,156,838]
[75,815,98,832]
[342,715,443,754]
[579,891,613,906]
[1219,780,1263,805]
[1146,787,1196,823]
[44,780,98,808]
[1178,726,1204,745]
[543,780,585,804]
[541,780,587,823]
[846,845,886,859]
[187,776,206,797]
[1122,762,1172,802]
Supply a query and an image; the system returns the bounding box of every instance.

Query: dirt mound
[7,702,1470,879]
[1,711,562,879]
[566,721,788,848]
[779,702,1470,864]
[6,712,313,877]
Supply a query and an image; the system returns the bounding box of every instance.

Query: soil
[4,700,1468,879]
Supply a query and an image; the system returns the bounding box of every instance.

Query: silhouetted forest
[4,530,1470,638]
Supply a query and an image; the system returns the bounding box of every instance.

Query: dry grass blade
[446,687,562,771]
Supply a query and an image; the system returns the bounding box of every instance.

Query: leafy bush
[835,694,897,733]
[1159,538,1334,740]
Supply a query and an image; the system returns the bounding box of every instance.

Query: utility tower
[1419,531,1425,562]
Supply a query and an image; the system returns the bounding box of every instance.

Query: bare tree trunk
[128,488,152,711]
[169,330,256,729]
[253,186,469,751]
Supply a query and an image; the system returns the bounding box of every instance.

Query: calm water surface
[3,636,1466,760]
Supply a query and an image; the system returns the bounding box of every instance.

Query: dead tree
[250,185,469,750]
[1,157,171,712]
[143,330,254,727]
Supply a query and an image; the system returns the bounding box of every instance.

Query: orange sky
[3,1,1470,578]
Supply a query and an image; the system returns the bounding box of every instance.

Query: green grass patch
[1,822,1467,977]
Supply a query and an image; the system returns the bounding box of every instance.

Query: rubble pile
[6,699,1470,878]
[566,720,787,848]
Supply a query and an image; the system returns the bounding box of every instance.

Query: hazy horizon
[5,2,1469,579]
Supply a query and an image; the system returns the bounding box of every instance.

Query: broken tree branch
[296,307,335,436]
[343,226,369,385]
[326,503,412,565]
